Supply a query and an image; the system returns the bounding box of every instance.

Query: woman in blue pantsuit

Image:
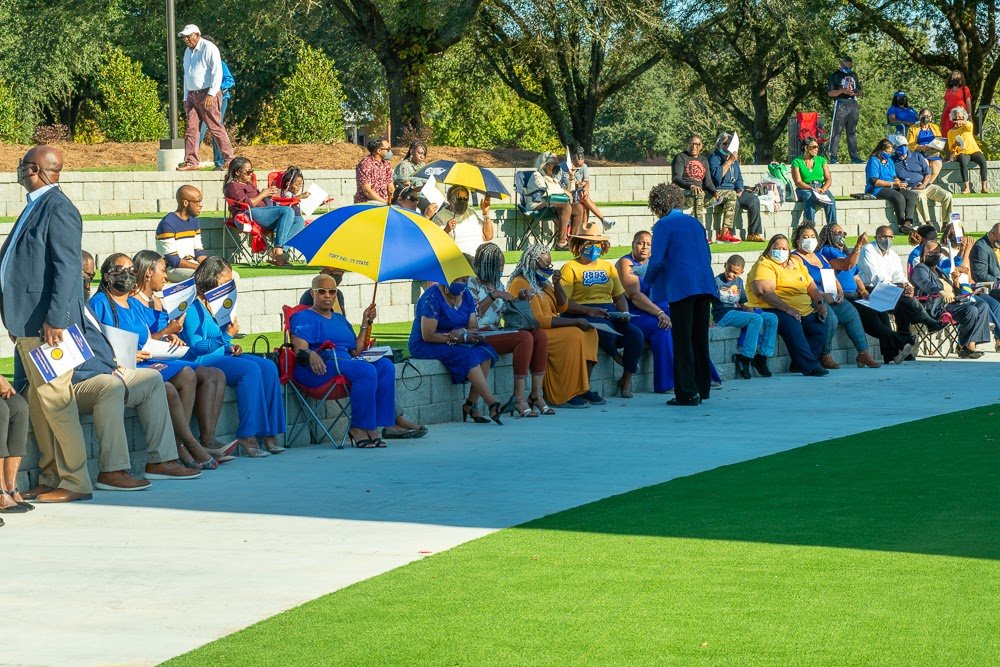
[290,273,396,448]
[181,257,286,457]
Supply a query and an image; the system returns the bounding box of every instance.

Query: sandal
[349,432,378,449]
[10,488,33,511]
[528,396,555,415]
[381,426,427,439]
[462,399,489,424]
[488,401,504,425]
[264,443,286,455]
[373,438,387,448]
[500,395,537,418]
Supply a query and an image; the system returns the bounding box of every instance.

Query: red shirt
[354,154,392,203]
[941,85,971,136]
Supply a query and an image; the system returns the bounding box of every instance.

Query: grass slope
[165,407,999,666]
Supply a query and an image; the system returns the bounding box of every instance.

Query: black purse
[502,300,540,330]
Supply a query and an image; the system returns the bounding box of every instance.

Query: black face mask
[950,78,961,87]
[452,200,469,215]
[107,270,137,293]
[924,253,941,268]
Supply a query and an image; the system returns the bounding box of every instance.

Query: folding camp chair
[514,170,558,250]
[911,306,960,359]
[221,172,301,266]
[277,305,352,448]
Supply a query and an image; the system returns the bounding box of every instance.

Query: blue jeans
[715,309,778,357]
[199,94,229,168]
[795,188,837,224]
[250,206,304,250]
[824,300,868,353]
[202,353,285,438]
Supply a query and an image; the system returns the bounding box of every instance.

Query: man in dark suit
[646,183,717,406]
[970,223,1000,302]
[0,145,92,502]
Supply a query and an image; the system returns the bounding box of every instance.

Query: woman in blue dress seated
[408,276,504,425]
[181,257,286,458]
[615,230,722,394]
[90,253,221,470]
[289,273,396,448]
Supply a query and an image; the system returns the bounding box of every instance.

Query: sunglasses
[312,287,337,295]
[402,195,419,202]
[454,197,470,203]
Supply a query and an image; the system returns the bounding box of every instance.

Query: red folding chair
[277,305,352,448]
[222,173,274,266]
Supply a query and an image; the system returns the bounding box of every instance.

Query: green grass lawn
[164,407,999,666]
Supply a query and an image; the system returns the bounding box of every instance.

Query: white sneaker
[602,218,616,230]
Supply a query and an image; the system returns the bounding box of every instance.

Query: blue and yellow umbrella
[415,160,510,199]
[285,203,473,285]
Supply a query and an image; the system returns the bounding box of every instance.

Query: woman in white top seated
[526,151,584,251]
[433,185,494,256]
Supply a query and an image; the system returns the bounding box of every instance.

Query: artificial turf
[164,407,999,666]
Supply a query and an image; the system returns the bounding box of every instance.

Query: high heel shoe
[462,399,489,424]
[527,396,555,415]
[205,439,239,459]
[501,395,537,418]
[264,442,286,454]
[349,432,378,448]
[488,401,503,425]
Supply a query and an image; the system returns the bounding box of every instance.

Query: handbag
[502,300,540,330]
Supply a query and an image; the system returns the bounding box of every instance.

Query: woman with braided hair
[508,244,599,409]
[468,243,548,417]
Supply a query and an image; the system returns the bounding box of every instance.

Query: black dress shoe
[667,396,702,406]
[806,367,830,377]
[732,354,752,379]
[752,354,772,377]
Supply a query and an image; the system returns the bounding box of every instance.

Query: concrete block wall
[3,162,1000,217]
[15,325,874,491]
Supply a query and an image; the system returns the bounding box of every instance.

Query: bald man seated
[157,185,208,282]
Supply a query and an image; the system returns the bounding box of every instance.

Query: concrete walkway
[4,358,999,667]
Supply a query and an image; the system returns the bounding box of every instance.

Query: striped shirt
[156,212,206,269]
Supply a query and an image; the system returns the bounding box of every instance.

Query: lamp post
[157,0,185,169]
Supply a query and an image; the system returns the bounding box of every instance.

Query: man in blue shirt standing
[198,36,235,171]
[889,135,953,227]
[646,183,717,406]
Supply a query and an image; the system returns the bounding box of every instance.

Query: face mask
[950,78,961,87]
[447,281,467,296]
[833,232,847,246]
[535,271,552,283]
[993,237,1000,249]
[799,238,818,253]
[920,115,931,123]
[841,66,851,73]
[108,271,137,293]
[382,149,393,160]
[898,97,908,107]
[582,245,603,261]
[880,151,893,160]
[924,253,941,268]
[452,200,469,215]
[536,265,554,278]
[895,146,909,158]
[770,249,789,263]
[877,238,892,251]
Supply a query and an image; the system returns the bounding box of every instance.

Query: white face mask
[770,248,790,263]
[799,238,818,253]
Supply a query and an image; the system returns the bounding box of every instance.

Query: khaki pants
[914,185,953,227]
[16,337,92,493]
[73,368,176,472]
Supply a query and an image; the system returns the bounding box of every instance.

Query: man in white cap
[177,24,234,171]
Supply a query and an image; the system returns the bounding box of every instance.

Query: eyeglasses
[312,287,337,295]
[806,144,819,150]
[454,197,469,203]
[108,266,136,275]
[402,195,419,202]
[237,168,252,176]
[83,272,95,282]
[689,141,702,146]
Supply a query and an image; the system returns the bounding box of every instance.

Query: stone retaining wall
[14,325,875,492]
[2,162,999,217]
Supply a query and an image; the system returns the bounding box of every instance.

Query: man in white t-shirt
[432,185,494,255]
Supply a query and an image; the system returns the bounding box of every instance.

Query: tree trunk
[751,75,772,164]
[569,100,597,152]
[382,50,424,145]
